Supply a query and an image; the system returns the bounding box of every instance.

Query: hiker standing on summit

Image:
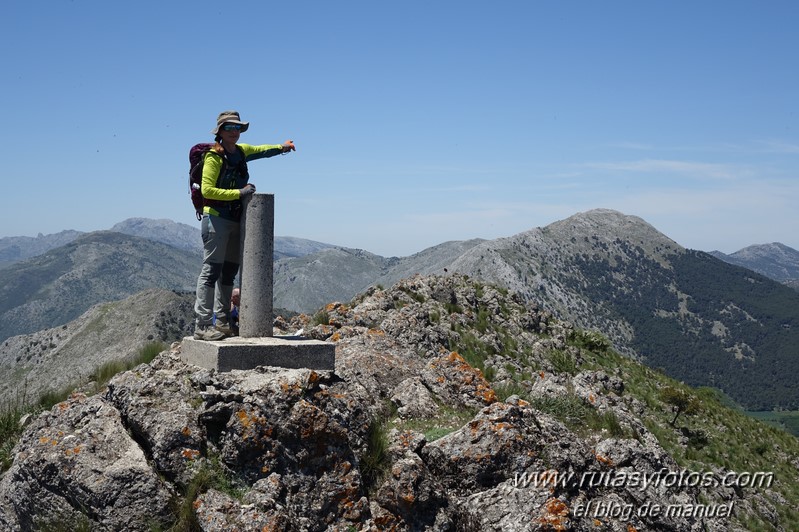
[194,110,295,341]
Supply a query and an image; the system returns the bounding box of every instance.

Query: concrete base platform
[180,336,336,372]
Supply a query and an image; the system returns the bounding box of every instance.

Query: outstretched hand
[281,140,296,153]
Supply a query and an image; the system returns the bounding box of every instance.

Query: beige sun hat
[212,110,250,135]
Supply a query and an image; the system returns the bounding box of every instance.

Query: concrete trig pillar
[180,192,334,372]
[239,193,274,337]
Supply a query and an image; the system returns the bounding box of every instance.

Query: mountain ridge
[0,230,83,269]
[0,221,338,343]
[0,231,199,344]
[3,210,798,411]
[0,217,337,267]
[267,209,799,409]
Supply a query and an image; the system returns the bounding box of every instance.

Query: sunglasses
[222,124,243,131]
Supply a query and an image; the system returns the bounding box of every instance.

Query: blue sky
[3,1,797,257]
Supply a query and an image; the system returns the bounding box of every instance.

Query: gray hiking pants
[195,215,240,327]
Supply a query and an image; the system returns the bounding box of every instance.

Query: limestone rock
[391,377,440,419]
[0,393,174,531]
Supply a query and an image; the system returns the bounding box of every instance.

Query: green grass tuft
[548,349,577,375]
[360,417,391,493]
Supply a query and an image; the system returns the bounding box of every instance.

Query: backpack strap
[201,146,250,221]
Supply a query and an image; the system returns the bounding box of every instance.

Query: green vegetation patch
[747,410,799,437]
[360,416,391,493]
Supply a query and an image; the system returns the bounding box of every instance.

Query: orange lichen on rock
[373,513,402,530]
[492,421,514,433]
[447,351,466,364]
[338,460,353,475]
[237,409,254,428]
[477,383,498,404]
[467,419,483,435]
[235,409,271,442]
[594,451,614,466]
[399,431,414,448]
[181,448,201,460]
[280,380,302,394]
[537,497,570,531]
[64,446,82,456]
[438,352,498,405]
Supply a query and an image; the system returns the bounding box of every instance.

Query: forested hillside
[565,247,799,410]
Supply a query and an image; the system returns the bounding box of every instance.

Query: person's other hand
[281,140,296,153]
[239,183,256,196]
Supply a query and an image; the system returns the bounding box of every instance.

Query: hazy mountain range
[0,230,83,269]
[0,217,335,269]
[1,210,798,411]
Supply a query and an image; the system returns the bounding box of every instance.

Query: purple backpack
[188,143,216,220]
[189,143,250,220]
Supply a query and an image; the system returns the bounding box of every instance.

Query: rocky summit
[0,274,795,531]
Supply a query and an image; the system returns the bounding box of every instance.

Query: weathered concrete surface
[239,193,274,338]
[180,336,335,371]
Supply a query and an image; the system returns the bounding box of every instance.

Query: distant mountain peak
[713,241,799,284]
[734,241,795,258]
[554,208,669,238]
[539,208,683,262]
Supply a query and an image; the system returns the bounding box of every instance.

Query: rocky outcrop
[0,274,781,530]
[0,393,175,531]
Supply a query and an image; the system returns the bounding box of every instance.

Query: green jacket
[201,143,283,218]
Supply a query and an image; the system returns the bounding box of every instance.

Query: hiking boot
[215,320,234,337]
[194,324,226,341]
